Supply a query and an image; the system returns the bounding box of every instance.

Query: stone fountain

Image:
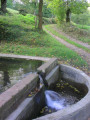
[0,54,90,120]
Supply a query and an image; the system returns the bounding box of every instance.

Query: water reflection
[3,71,10,86]
[0,57,43,94]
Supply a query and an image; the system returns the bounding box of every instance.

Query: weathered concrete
[4,58,59,120]
[34,64,90,120]
[60,64,89,85]
[0,53,50,61]
[37,58,58,75]
[46,66,59,86]
[5,86,45,120]
[0,73,39,120]
[0,54,90,120]
[0,54,50,120]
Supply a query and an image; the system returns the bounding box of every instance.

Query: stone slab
[46,65,59,86]
[37,58,58,75]
[0,73,39,120]
[5,87,45,120]
[0,53,50,61]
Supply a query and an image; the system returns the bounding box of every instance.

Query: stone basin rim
[34,64,90,120]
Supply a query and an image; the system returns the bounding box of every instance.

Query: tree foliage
[42,3,52,18]
[14,0,38,14]
[7,0,13,9]
[71,11,90,25]
[48,0,88,22]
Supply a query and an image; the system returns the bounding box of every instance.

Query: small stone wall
[0,53,50,61]
[0,54,50,120]
[37,58,58,75]
[0,54,58,120]
[5,58,59,120]
[0,73,39,120]
[6,86,45,120]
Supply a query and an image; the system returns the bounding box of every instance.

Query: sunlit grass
[7,8,19,15]
[72,22,90,30]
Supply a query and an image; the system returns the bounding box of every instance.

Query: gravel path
[44,28,90,76]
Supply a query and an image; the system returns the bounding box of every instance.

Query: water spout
[37,71,48,89]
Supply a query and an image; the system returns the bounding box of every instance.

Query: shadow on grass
[0,21,36,43]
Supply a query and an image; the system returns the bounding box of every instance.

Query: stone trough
[0,54,90,120]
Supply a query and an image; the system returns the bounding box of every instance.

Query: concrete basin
[0,54,90,120]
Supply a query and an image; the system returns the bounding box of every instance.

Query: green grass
[44,24,90,53]
[0,34,88,67]
[0,8,88,68]
[58,22,90,44]
[7,8,19,15]
[72,22,90,30]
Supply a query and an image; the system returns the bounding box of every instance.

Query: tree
[48,0,88,23]
[20,0,43,30]
[20,0,38,14]
[38,0,43,29]
[21,0,43,29]
[0,0,7,13]
[43,3,52,18]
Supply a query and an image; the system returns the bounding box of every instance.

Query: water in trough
[0,57,43,94]
[38,72,86,116]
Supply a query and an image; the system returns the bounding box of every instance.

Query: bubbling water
[38,72,68,111]
[45,90,66,110]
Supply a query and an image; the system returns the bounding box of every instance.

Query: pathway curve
[44,28,90,75]
[53,25,90,49]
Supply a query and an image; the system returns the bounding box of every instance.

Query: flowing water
[38,73,86,116]
[38,73,68,115]
[45,90,66,110]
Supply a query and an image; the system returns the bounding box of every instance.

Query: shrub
[19,9,27,16]
[43,17,56,25]
[71,12,90,26]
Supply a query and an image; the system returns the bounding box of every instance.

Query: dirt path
[44,28,90,76]
[53,25,90,49]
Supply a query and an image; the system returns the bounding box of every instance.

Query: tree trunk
[66,8,71,23]
[38,0,43,30]
[1,0,7,13]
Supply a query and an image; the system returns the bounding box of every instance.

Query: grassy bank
[0,8,88,69]
[57,22,90,44]
[72,22,90,30]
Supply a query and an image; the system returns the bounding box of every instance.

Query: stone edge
[34,64,90,120]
